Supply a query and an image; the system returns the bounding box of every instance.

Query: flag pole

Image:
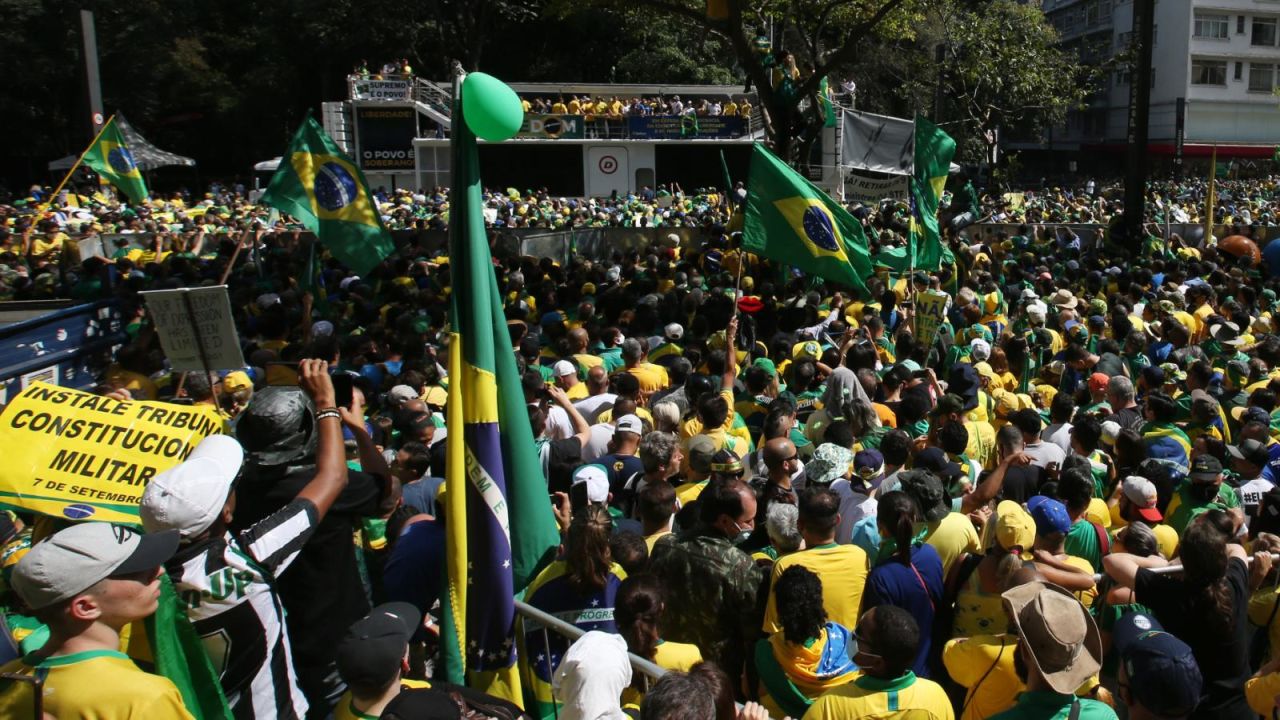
[40,114,117,214]
[1204,145,1217,246]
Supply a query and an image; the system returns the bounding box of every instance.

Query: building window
[1192,59,1228,85]
[1194,13,1230,39]
[1238,16,1246,34]
[1116,68,1130,86]
[1236,61,1244,80]
[1250,63,1277,92]
[1254,17,1279,46]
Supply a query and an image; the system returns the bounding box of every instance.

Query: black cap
[899,469,948,522]
[336,602,422,690]
[1188,454,1223,482]
[1229,439,1270,468]
[914,447,962,480]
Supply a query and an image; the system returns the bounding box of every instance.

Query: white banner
[352,79,411,101]
[844,174,909,204]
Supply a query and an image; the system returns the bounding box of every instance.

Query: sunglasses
[852,629,882,658]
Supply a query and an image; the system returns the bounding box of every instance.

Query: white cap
[664,323,683,341]
[1122,476,1158,508]
[386,385,419,405]
[970,338,991,362]
[256,293,281,309]
[140,435,245,540]
[311,320,335,338]
[554,360,577,377]
[1101,420,1121,445]
[615,414,642,435]
[571,464,610,503]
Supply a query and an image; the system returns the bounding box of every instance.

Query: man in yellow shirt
[334,602,431,720]
[804,606,954,720]
[899,467,981,577]
[0,522,193,719]
[762,487,868,633]
[553,360,589,400]
[567,96,582,114]
[551,97,568,114]
[623,338,670,396]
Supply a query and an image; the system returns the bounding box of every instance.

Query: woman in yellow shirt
[616,575,702,706]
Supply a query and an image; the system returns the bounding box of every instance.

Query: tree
[553,0,923,163]
[897,0,1092,169]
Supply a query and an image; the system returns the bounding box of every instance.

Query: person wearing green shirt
[990,581,1116,720]
[1165,454,1241,534]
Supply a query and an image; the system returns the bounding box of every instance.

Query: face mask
[731,522,753,546]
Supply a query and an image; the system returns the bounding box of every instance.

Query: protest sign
[141,286,245,372]
[0,383,221,523]
[914,290,950,350]
[845,174,909,204]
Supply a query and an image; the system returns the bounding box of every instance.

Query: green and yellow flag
[439,73,560,709]
[261,116,394,275]
[909,115,956,271]
[742,143,873,293]
[81,116,148,204]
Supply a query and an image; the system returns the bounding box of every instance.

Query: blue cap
[1112,612,1202,717]
[1027,495,1072,536]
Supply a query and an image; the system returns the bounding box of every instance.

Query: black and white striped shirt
[166,499,317,719]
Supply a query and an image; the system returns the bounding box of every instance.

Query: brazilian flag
[742,143,873,293]
[81,116,148,204]
[909,115,956,271]
[440,73,560,708]
[261,116,394,275]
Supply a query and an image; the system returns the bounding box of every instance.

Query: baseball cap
[615,414,642,435]
[223,370,253,394]
[386,384,419,406]
[1087,372,1110,393]
[336,602,422,689]
[1232,405,1271,427]
[899,469,948,522]
[914,447,963,480]
[1229,438,1270,467]
[1112,612,1202,717]
[140,435,245,539]
[664,323,683,341]
[988,500,1035,554]
[1101,420,1121,447]
[12,523,179,610]
[1188,454,1224,483]
[1028,495,1072,536]
[571,464,610,503]
[1121,476,1163,523]
[553,360,577,377]
[853,449,885,485]
[687,435,717,474]
[1141,364,1165,387]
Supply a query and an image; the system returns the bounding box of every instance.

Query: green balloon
[462,72,524,142]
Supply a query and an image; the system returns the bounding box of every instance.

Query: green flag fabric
[81,117,149,205]
[440,73,560,706]
[260,116,394,275]
[742,143,873,293]
[720,150,734,208]
[146,575,232,720]
[909,115,956,271]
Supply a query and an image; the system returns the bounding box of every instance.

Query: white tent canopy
[47,113,196,172]
[254,157,282,172]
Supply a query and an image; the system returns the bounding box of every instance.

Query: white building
[1038,0,1280,168]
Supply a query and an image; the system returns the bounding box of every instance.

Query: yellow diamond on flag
[772,196,851,263]
[291,152,380,225]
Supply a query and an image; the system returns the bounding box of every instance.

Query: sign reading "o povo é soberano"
[0,383,222,523]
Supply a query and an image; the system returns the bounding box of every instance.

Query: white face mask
[731,521,753,546]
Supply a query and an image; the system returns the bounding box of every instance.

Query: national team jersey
[167,499,317,719]
[0,649,194,720]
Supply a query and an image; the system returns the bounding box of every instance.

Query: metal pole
[181,290,221,409]
[81,10,105,138]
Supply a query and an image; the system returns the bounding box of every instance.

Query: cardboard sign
[141,286,245,372]
[0,383,221,523]
[915,290,950,350]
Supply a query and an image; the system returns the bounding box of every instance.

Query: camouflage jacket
[649,530,764,682]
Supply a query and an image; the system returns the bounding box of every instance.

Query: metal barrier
[514,599,667,700]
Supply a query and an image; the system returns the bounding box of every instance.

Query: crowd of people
[2,166,1280,719]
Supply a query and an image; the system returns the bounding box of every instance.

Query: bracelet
[315,409,341,422]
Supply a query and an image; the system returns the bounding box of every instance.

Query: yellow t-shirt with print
[0,649,194,720]
[803,671,954,720]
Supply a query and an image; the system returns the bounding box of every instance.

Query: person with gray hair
[637,431,682,499]
[640,670,716,720]
[1105,375,1142,432]
[764,502,803,560]
[650,402,681,433]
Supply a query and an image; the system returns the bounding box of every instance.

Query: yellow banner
[0,383,221,524]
